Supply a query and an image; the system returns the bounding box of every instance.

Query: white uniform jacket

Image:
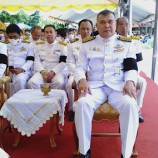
[0,42,7,77]
[7,41,35,73]
[74,34,138,91]
[66,38,82,75]
[34,40,68,74]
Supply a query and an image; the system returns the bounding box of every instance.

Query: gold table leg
[50,113,63,151]
[50,115,57,150]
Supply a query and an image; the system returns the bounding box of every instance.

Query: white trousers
[137,75,147,108]
[11,72,30,95]
[73,85,139,158]
[28,72,66,89]
[66,75,74,111]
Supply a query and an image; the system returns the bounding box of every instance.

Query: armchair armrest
[0,76,10,108]
[0,76,10,85]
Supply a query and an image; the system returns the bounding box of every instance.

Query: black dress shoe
[139,112,144,122]
[80,149,91,158]
[69,111,74,121]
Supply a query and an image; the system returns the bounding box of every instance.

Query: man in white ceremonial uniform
[73,10,139,158]
[0,42,7,77]
[23,26,42,43]
[66,19,93,121]
[117,16,147,122]
[23,26,44,50]
[28,25,68,89]
[6,24,35,94]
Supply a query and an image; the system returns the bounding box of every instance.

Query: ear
[96,23,98,30]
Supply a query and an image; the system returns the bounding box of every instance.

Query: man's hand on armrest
[123,80,136,99]
[78,78,92,97]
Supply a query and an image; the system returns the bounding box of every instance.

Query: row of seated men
[0,17,146,124]
[0,11,146,158]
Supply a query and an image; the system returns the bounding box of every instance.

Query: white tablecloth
[0,89,67,137]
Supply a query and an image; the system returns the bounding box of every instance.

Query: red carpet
[2,72,158,158]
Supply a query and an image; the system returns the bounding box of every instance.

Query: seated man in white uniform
[66,19,93,121]
[0,42,7,77]
[117,16,147,122]
[28,25,68,89]
[73,10,139,158]
[6,24,35,94]
[23,26,42,42]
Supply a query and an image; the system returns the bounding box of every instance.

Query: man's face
[96,13,116,38]
[117,18,129,36]
[44,27,56,42]
[79,21,93,39]
[31,29,41,41]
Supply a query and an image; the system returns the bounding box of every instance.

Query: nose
[104,22,110,28]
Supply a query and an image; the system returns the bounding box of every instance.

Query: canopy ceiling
[132,0,155,23]
[0,0,118,13]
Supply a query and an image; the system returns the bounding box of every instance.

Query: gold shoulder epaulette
[70,38,79,43]
[35,41,45,45]
[40,38,46,41]
[4,40,9,44]
[22,36,29,40]
[22,40,30,44]
[118,36,132,42]
[59,41,67,46]
[82,36,96,43]
[131,35,140,40]
[0,40,4,43]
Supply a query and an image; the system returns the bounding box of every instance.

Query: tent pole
[128,0,133,35]
[151,0,158,81]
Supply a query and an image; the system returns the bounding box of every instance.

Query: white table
[0,89,67,149]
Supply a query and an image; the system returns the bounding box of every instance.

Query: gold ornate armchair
[72,80,138,158]
[0,76,10,147]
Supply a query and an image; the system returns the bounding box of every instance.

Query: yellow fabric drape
[0,4,117,13]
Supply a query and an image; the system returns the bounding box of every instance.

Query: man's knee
[119,96,138,113]
[74,97,91,112]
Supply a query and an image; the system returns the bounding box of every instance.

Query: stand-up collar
[98,34,117,43]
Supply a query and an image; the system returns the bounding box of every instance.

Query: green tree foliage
[38,18,69,29]
[0,10,40,27]
[29,11,40,27]
[0,10,30,24]
[0,10,70,29]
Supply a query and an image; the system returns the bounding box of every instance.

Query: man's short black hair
[78,19,93,29]
[97,10,115,20]
[44,25,56,32]
[56,28,67,38]
[6,24,22,35]
[0,29,5,32]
